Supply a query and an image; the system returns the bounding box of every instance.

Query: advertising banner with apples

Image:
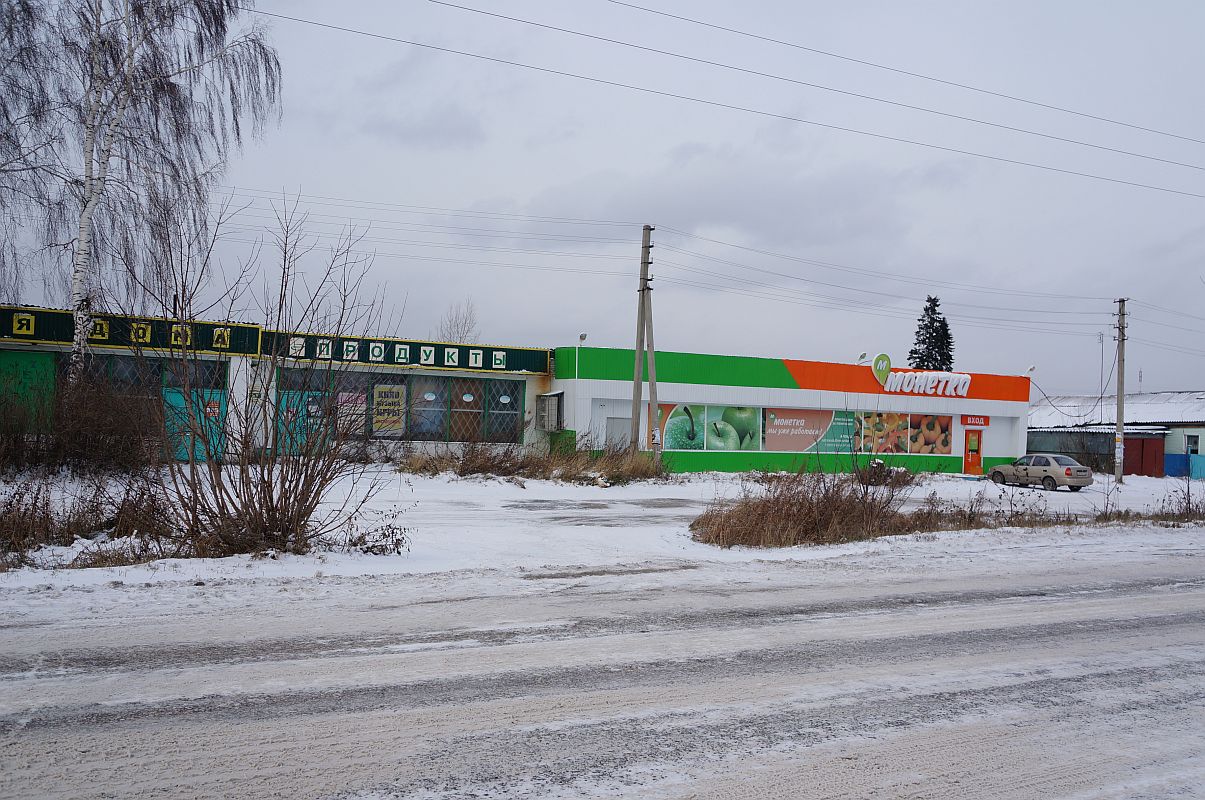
[658,404,874,454]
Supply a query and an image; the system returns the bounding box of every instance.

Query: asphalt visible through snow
[2,527,1204,799]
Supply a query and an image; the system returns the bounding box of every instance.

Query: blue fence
[1166,454,1205,478]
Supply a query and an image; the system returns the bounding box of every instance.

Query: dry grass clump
[0,473,174,570]
[690,470,918,548]
[395,442,665,485]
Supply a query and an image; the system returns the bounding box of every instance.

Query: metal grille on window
[409,376,448,441]
[332,369,373,439]
[367,373,407,440]
[484,380,522,443]
[448,378,483,443]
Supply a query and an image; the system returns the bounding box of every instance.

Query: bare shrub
[0,472,173,569]
[152,202,388,557]
[0,376,164,473]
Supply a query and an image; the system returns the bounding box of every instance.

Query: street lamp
[856,352,869,365]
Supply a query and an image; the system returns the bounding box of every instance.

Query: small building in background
[1028,391,1205,477]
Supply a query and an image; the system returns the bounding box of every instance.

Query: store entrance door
[963,429,983,475]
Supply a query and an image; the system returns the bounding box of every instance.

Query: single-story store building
[1,305,1033,474]
[1027,392,1205,478]
[549,346,1030,474]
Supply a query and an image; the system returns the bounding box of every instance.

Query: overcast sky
[213,0,1205,395]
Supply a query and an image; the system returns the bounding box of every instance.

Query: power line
[603,0,1205,147]
[247,8,1205,202]
[218,184,639,227]
[658,234,1112,302]
[1129,298,1205,323]
[1129,336,1205,358]
[220,236,632,277]
[655,258,1110,328]
[1128,314,1205,336]
[657,275,1099,338]
[210,197,635,243]
[434,0,1205,174]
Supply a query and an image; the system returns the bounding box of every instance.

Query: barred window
[484,380,522,444]
[409,375,448,441]
[448,378,483,443]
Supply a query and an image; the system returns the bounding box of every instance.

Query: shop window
[278,366,334,393]
[485,380,523,443]
[163,358,227,390]
[333,371,374,440]
[448,378,483,442]
[368,374,407,440]
[409,375,448,441]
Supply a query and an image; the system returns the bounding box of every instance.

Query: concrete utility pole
[644,266,661,464]
[629,224,654,452]
[1115,298,1127,485]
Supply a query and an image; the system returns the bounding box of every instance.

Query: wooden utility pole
[1114,298,1127,485]
[629,224,654,452]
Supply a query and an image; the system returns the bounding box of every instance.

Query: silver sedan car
[989,453,1094,491]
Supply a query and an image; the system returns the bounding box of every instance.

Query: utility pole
[644,266,661,464]
[629,224,654,452]
[1115,298,1127,485]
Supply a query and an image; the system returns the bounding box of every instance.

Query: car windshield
[1053,456,1081,467]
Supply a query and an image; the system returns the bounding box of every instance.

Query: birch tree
[0,0,280,376]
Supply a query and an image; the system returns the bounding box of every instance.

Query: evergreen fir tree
[908,296,955,370]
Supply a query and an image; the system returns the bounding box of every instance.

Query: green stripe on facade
[556,347,797,388]
[657,452,1016,475]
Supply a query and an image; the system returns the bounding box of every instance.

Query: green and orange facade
[552,347,1030,474]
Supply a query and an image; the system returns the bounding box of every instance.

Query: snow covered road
[2,474,1204,798]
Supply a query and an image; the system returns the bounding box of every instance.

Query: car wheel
[1069,485,1082,492]
[1042,476,1057,491]
[990,471,1005,484]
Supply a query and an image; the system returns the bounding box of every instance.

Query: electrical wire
[655,258,1111,328]
[656,274,1099,337]
[219,236,632,277]
[602,0,1205,147]
[657,236,1113,303]
[434,0,1205,174]
[217,184,640,226]
[246,8,1205,202]
[1129,298,1205,324]
[1128,315,1205,336]
[1129,336,1205,358]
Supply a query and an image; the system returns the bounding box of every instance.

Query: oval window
[461,393,474,402]
[498,395,511,405]
[423,392,436,402]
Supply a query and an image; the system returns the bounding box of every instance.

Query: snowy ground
[1,470,1203,798]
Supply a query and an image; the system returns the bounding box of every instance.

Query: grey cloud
[361,104,486,150]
